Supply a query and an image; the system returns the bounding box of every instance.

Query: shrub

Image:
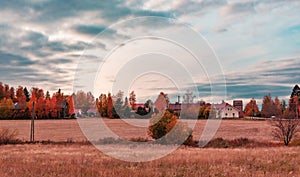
[148,110,193,145]
[0,128,20,145]
[129,137,150,142]
[290,139,300,146]
[203,137,277,148]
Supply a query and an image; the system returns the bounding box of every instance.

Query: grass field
[0,118,274,142]
[0,118,298,177]
[0,144,299,177]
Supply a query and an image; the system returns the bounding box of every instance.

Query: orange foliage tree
[148,110,193,145]
[244,98,259,117]
[154,92,169,113]
[107,93,113,118]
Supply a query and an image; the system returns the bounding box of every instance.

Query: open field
[0,118,274,142]
[0,144,299,177]
[0,118,299,176]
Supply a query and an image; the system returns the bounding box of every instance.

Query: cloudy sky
[0,0,299,105]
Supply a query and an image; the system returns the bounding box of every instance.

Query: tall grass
[0,128,20,145]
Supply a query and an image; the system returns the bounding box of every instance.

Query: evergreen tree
[23,87,30,102]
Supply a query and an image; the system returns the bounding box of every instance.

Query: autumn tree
[154,92,169,113]
[122,97,131,118]
[288,85,300,119]
[0,98,14,119]
[101,94,108,117]
[113,90,124,117]
[148,110,193,145]
[50,90,63,118]
[181,103,199,119]
[244,98,259,117]
[4,84,10,99]
[96,93,108,117]
[129,91,136,110]
[36,89,45,119]
[270,85,300,146]
[66,95,75,117]
[45,91,51,100]
[49,95,57,118]
[0,83,4,100]
[16,86,26,111]
[261,94,276,118]
[28,90,37,119]
[198,102,211,119]
[274,97,282,117]
[73,90,95,114]
[107,93,113,118]
[9,87,16,102]
[45,92,51,118]
[181,91,198,119]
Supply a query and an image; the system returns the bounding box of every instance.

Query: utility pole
[30,102,35,142]
[296,96,299,119]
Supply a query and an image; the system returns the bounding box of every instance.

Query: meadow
[0,118,274,142]
[0,144,299,176]
[0,118,299,177]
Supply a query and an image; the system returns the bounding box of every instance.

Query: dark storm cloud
[192,58,299,101]
[74,25,108,36]
[225,58,300,99]
[0,52,35,66]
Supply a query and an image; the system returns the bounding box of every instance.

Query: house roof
[213,103,240,112]
[213,103,227,109]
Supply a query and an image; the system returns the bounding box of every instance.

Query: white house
[213,103,240,118]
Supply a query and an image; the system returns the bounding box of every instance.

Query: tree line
[244,85,300,119]
[0,81,299,120]
[0,82,74,119]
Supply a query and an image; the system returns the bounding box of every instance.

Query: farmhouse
[213,103,240,118]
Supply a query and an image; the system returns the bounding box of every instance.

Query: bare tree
[270,118,299,146]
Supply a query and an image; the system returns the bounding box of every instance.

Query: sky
[0,0,299,106]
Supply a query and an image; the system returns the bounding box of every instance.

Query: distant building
[233,100,244,118]
[133,103,145,109]
[213,103,240,118]
[87,108,97,117]
[168,102,181,112]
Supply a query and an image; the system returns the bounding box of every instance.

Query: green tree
[23,87,30,102]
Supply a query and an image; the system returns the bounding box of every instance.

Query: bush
[203,137,277,148]
[129,137,150,142]
[0,128,20,145]
[290,139,300,146]
[148,110,193,145]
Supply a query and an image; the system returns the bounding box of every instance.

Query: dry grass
[0,144,299,177]
[0,119,298,176]
[0,119,275,142]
